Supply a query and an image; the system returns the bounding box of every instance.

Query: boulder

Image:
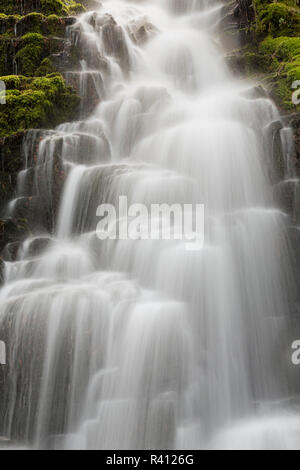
[127,18,158,45]
[0,218,30,253]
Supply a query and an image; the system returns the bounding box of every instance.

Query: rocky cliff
[0,0,90,272]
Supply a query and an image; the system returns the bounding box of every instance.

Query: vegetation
[253,0,300,36]
[0,0,83,137]
[0,0,85,16]
[235,0,300,111]
[0,73,80,137]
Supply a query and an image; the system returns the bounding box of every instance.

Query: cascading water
[0,0,300,450]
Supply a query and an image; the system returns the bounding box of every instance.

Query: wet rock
[240,85,268,100]
[50,36,82,72]
[233,0,256,45]
[290,114,300,175]
[274,179,300,225]
[0,34,70,76]
[1,241,21,262]
[22,129,46,169]
[0,257,4,284]
[127,18,158,45]
[263,120,285,184]
[271,121,285,182]
[64,71,104,116]
[0,132,26,210]
[15,15,77,38]
[0,218,30,253]
[35,145,66,231]
[2,235,51,262]
[25,236,51,258]
[0,18,81,76]
[9,197,44,230]
[0,38,16,75]
[90,13,130,70]
[0,0,85,16]
[167,0,192,15]
[81,0,101,9]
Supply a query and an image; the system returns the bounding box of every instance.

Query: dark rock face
[0,38,17,76]
[235,0,255,28]
[64,71,104,116]
[0,127,68,261]
[0,132,25,210]
[0,218,30,253]
[291,115,300,171]
[0,34,76,77]
[0,0,85,16]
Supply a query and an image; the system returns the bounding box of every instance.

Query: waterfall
[0,0,299,450]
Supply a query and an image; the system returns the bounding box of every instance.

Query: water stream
[0,0,300,450]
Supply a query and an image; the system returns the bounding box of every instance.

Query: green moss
[47,14,65,36]
[258,2,300,36]
[40,0,85,15]
[233,1,300,111]
[252,1,300,35]
[0,12,67,38]
[39,0,85,16]
[35,57,56,76]
[260,36,300,58]
[0,75,29,90]
[0,73,80,137]
[40,0,68,16]
[21,13,45,34]
[0,1,18,15]
[0,14,21,36]
[259,36,300,108]
[0,39,7,75]
[15,33,45,76]
[0,0,85,16]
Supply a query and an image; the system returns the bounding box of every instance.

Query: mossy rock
[0,12,76,38]
[0,38,15,75]
[0,0,85,16]
[256,1,300,36]
[230,0,300,112]
[14,33,67,76]
[0,218,30,252]
[0,131,25,208]
[0,73,80,137]
[15,32,45,76]
[16,13,68,37]
[258,36,300,108]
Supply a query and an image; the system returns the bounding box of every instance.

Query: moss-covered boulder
[0,73,80,137]
[229,1,300,112]
[253,0,300,36]
[0,0,85,16]
[0,38,16,75]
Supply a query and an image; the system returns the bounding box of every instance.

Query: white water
[0,0,299,450]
